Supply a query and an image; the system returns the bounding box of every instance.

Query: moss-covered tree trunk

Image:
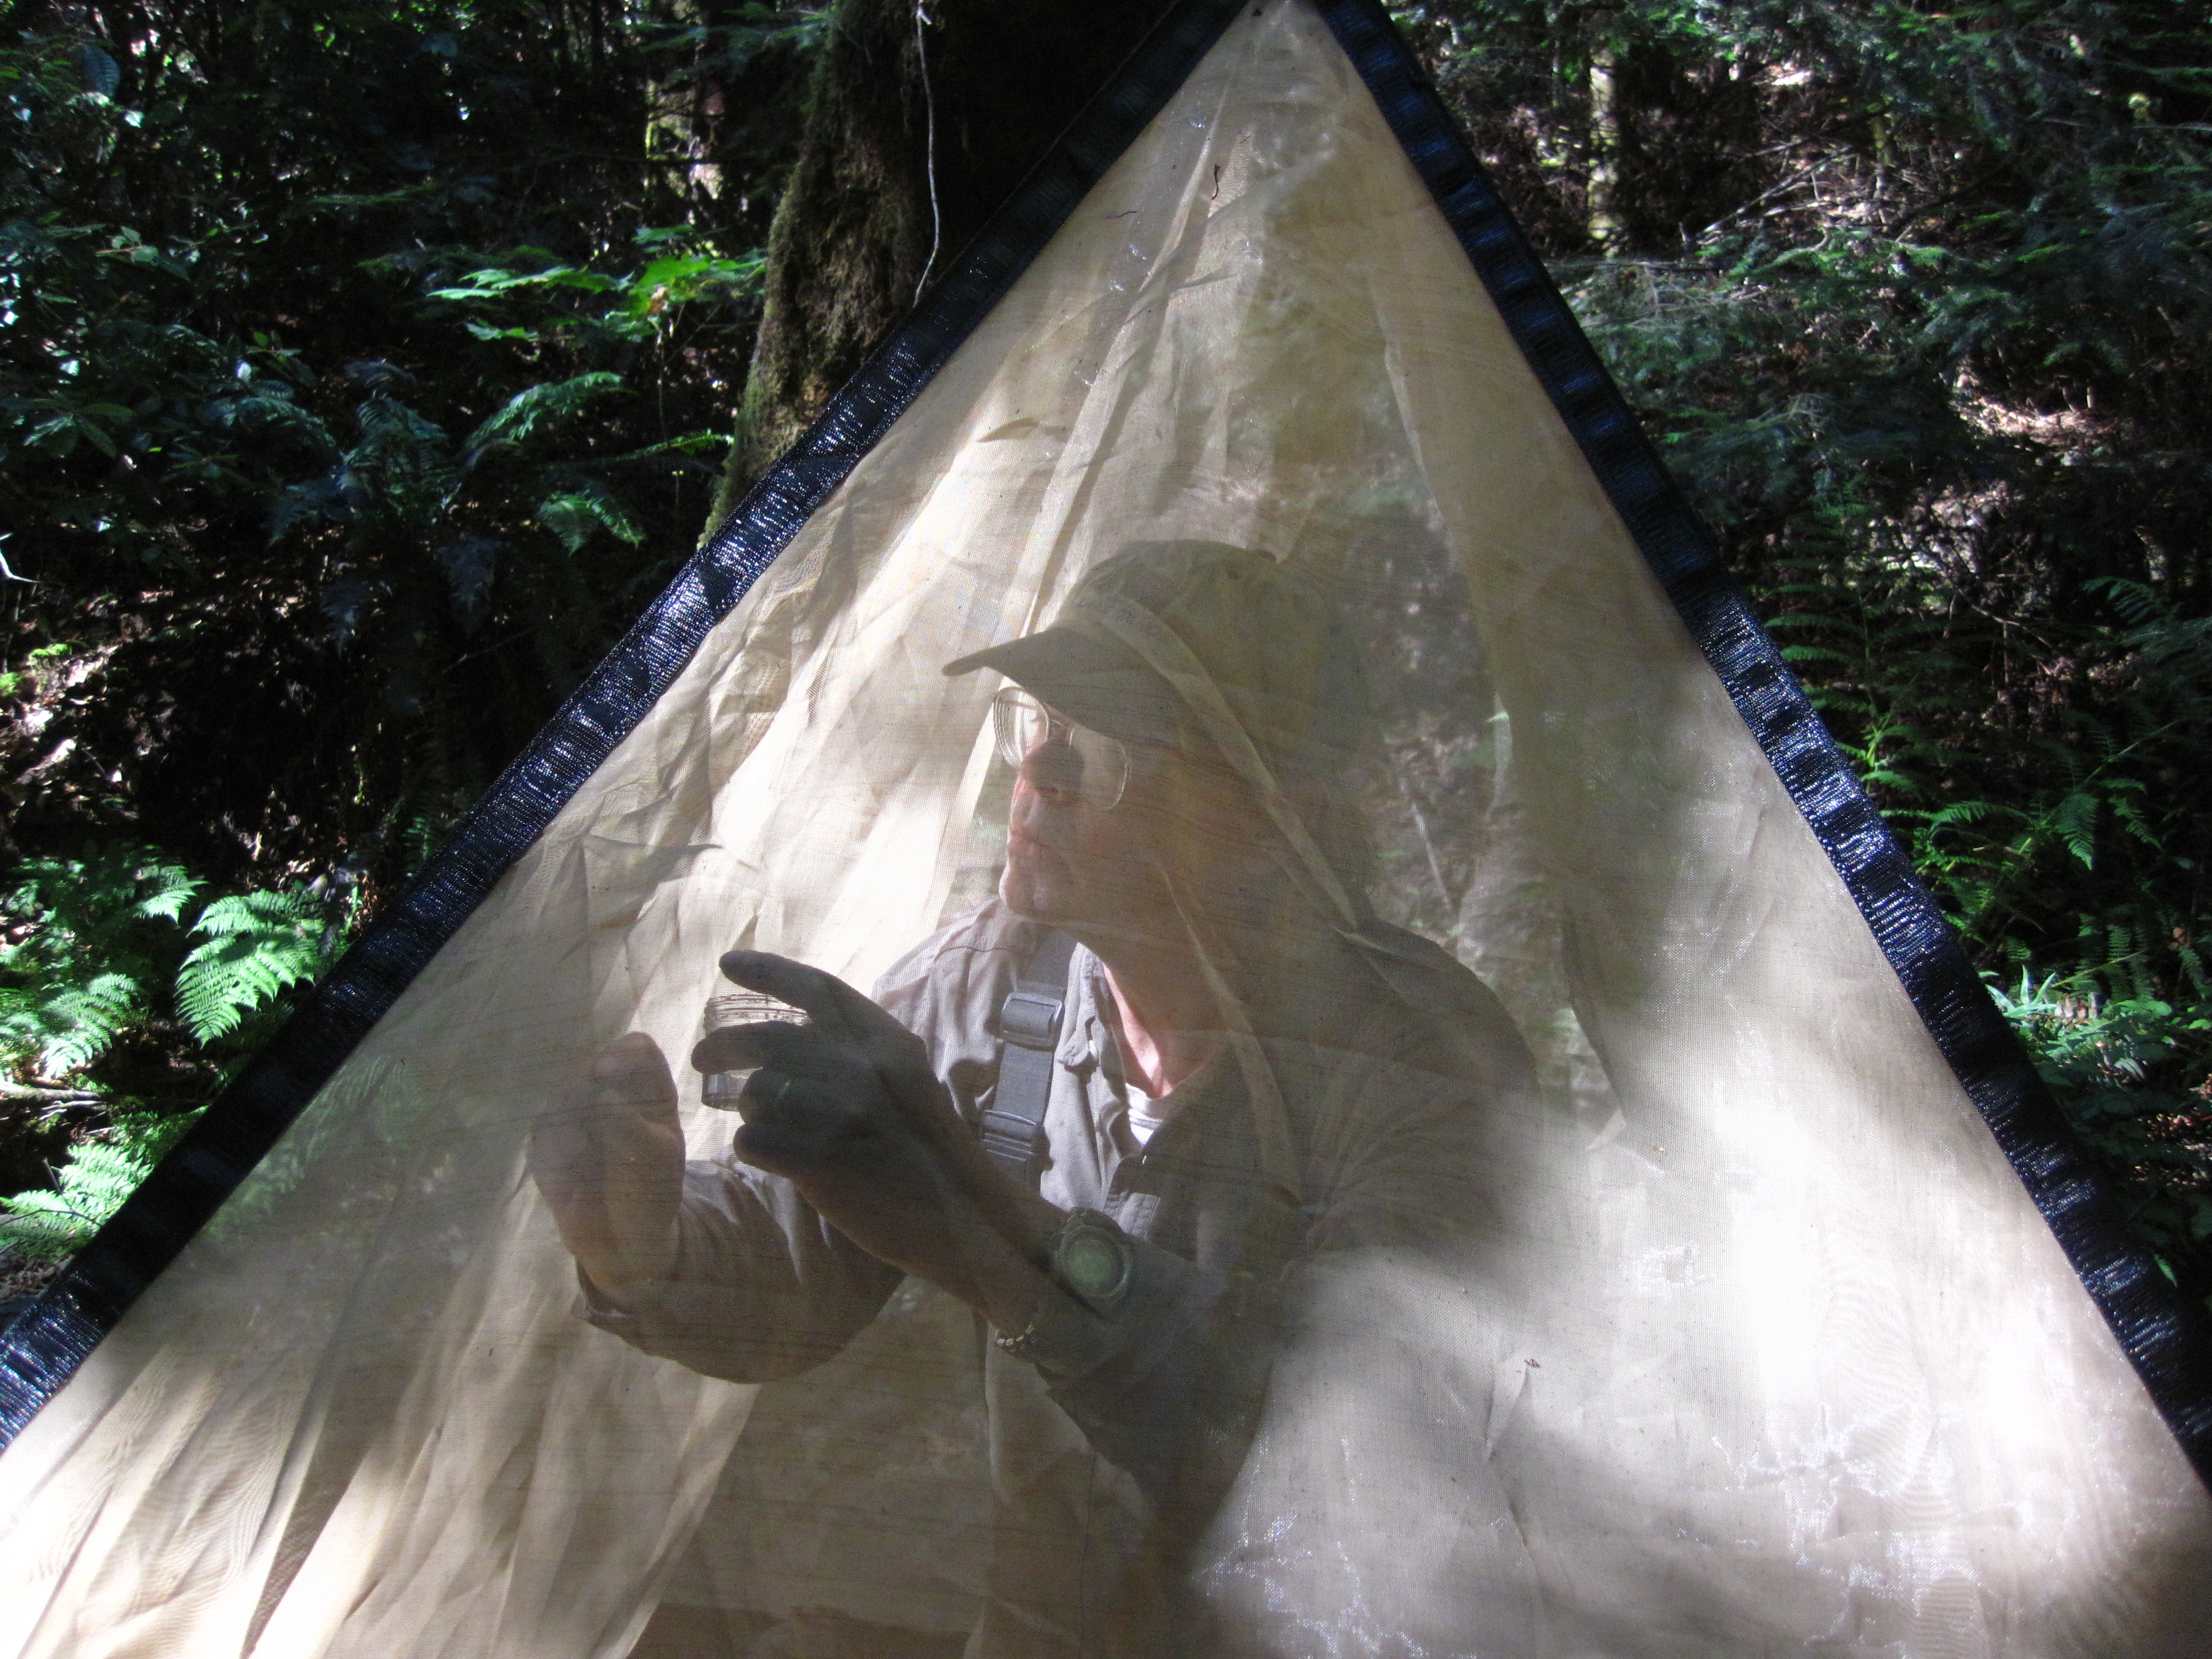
[709,0,1171,520]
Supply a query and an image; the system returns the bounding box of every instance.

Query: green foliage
[1991,977,2212,1279]
[0,1106,201,1261]
[427,243,768,340]
[0,849,197,1078]
[0,849,347,1282]
[1,847,338,1081]
[0,0,790,1292]
[1,0,815,895]
[176,890,326,1045]
[1399,0,2212,1301]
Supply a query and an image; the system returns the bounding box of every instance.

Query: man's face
[1000,716,1256,946]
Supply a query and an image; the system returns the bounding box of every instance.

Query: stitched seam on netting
[1315,0,2212,1482]
[0,0,1254,1446]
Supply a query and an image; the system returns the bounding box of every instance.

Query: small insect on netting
[2,3,2207,1656]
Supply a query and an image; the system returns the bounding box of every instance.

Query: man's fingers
[529,1032,686,1292]
[719,950,941,1087]
[718,949,893,1041]
[690,1019,811,1077]
[732,1072,873,1164]
[589,1030,677,1111]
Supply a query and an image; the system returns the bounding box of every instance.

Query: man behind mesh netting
[530,540,1536,1655]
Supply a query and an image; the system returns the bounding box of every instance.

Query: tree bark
[1585,11,1622,253]
[708,0,1172,524]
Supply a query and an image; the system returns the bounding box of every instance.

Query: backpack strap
[979,928,1078,1183]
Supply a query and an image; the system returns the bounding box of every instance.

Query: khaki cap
[942,540,1366,781]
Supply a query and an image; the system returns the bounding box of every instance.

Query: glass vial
[697,989,810,1109]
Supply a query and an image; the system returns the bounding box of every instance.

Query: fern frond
[0,1126,173,1260]
[534,482,644,554]
[176,890,323,1042]
[2,972,147,1075]
[2049,792,2101,872]
[1925,799,2013,830]
[132,862,201,924]
[462,372,623,467]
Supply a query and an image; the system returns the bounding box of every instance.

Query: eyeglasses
[991,687,1133,811]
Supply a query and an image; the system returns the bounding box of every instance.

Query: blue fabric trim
[0,0,1253,1446]
[1312,0,2211,1484]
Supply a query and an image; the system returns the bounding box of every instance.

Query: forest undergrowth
[2,0,2208,1317]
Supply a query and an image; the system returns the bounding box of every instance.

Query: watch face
[1058,1228,1129,1305]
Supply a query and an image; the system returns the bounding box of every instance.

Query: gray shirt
[585,899,1530,1653]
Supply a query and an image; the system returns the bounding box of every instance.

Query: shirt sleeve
[578,1157,902,1383]
[1026,1233,1233,1508]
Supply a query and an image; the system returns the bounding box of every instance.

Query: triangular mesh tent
[3,1,2209,1653]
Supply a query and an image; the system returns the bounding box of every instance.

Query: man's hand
[700,950,1058,1329]
[528,1032,684,1299]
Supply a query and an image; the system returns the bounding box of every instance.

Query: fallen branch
[0,1084,107,1105]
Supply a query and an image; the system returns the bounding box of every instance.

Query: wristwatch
[993,1207,1134,1366]
[1047,1207,1134,1312]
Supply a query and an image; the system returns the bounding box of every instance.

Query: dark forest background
[2,0,2207,1314]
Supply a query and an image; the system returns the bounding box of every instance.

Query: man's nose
[1019,739,1088,803]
